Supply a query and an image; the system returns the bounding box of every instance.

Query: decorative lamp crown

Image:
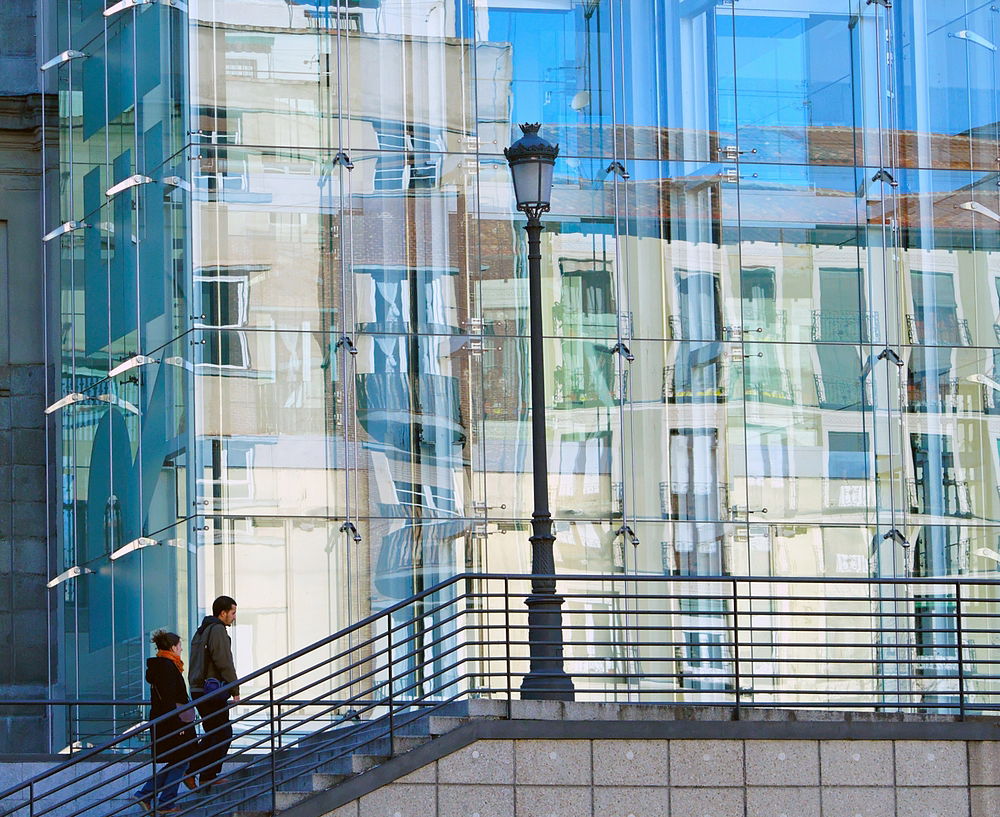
[504,123,559,217]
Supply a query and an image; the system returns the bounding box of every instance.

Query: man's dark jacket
[189,616,239,696]
[146,656,195,764]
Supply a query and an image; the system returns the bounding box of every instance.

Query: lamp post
[505,123,575,701]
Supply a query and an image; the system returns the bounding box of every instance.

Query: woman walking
[134,630,196,814]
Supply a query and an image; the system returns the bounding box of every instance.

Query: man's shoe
[158,808,181,815]
[182,776,197,790]
[201,776,227,790]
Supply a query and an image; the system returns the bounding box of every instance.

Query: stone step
[275,790,312,810]
[427,715,468,734]
[465,698,507,718]
[391,734,431,755]
[351,754,388,774]
[311,773,349,791]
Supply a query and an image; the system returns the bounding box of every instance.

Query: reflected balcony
[905,377,976,414]
[810,310,880,344]
[822,478,871,510]
[659,481,730,522]
[906,478,973,519]
[814,374,870,411]
[905,314,972,346]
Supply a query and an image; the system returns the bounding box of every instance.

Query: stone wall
[0,0,54,754]
[0,363,49,750]
[320,736,1000,817]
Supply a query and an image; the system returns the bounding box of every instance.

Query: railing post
[269,669,277,815]
[387,618,394,746]
[955,583,966,721]
[732,579,742,719]
[277,702,283,750]
[504,576,512,708]
[29,781,34,817]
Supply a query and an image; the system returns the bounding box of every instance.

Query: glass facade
[45,0,1000,723]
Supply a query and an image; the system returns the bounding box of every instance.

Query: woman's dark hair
[151,629,181,651]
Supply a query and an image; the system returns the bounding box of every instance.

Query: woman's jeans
[135,760,188,805]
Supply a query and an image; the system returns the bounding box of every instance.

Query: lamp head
[504,123,559,220]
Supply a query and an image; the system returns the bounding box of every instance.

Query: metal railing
[3,573,1000,817]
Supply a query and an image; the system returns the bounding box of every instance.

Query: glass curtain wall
[44,0,1000,732]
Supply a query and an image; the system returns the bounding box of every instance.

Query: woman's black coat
[146,656,195,765]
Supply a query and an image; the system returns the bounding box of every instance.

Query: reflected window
[671,271,725,403]
[679,597,730,691]
[556,432,610,476]
[815,268,869,342]
[373,122,444,191]
[827,432,868,480]
[667,429,723,519]
[908,271,968,346]
[199,439,256,504]
[741,267,779,336]
[393,481,458,518]
[356,267,459,335]
[746,426,789,480]
[909,434,970,520]
[196,270,251,369]
[913,596,959,713]
[668,429,725,576]
[907,347,960,414]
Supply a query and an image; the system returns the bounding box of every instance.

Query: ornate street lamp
[505,124,575,701]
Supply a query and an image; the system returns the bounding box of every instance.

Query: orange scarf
[157,649,184,674]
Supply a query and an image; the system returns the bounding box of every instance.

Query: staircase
[0,574,508,817]
[182,699,505,817]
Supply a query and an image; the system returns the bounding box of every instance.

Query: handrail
[4,572,1000,817]
[0,571,471,802]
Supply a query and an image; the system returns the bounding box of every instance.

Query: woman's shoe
[135,797,152,814]
[182,776,197,790]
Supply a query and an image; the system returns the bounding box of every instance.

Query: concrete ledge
[281,703,1000,817]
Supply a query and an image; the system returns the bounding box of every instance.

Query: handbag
[175,704,196,724]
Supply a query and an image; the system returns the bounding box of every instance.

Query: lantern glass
[510,157,554,211]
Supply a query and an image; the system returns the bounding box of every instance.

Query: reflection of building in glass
[41,0,1000,739]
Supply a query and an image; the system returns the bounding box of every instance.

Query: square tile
[440,741,514,785]
[971,786,1000,817]
[516,785,591,817]
[594,786,669,817]
[670,740,743,787]
[894,742,966,787]
[594,740,669,786]
[358,783,435,817]
[746,786,819,817]
[895,787,968,817]
[821,786,894,817]
[515,740,591,786]
[746,741,819,786]
[820,741,893,787]
[438,784,514,817]
[968,742,1000,787]
[396,762,435,784]
[670,787,743,817]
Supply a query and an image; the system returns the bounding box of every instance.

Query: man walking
[187,595,239,788]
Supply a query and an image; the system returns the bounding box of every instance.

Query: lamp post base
[519,593,576,701]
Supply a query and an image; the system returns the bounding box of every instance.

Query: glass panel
[895,3,1000,170]
[730,1,858,166]
[190,0,479,153]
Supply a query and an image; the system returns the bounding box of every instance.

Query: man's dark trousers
[190,690,232,782]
